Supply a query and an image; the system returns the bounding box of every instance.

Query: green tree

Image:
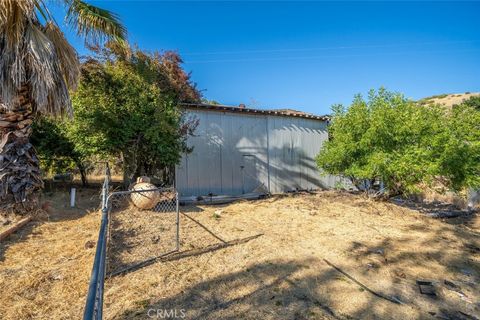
[0,0,125,211]
[31,117,89,186]
[316,88,480,197]
[69,48,200,186]
[455,95,480,110]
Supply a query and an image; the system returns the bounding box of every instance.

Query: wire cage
[106,187,179,276]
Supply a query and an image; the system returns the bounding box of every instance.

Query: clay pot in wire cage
[131,182,160,210]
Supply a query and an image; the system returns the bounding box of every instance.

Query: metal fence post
[175,191,180,251]
[83,207,108,320]
[84,163,111,320]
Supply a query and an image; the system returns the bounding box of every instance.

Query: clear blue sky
[51,1,480,115]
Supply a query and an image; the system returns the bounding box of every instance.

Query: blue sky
[51,1,480,115]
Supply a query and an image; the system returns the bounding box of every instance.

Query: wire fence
[106,187,180,277]
[84,165,179,319]
[83,164,111,320]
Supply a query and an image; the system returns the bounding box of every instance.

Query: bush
[69,47,200,186]
[33,46,200,187]
[456,95,480,110]
[316,88,480,197]
[31,117,89,186]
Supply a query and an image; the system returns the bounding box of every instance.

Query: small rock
[84,240,96,249]
[49,272,64,281]
[395,271,406,279]
[366,262,379,269]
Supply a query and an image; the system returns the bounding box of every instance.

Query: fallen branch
[0,216,32,241]
[323,258,403,305]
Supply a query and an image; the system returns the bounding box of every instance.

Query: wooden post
[0,217,32,241]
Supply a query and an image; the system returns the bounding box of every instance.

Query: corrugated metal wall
[175,109,344,196]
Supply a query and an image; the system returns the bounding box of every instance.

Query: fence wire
[106,187,179,276]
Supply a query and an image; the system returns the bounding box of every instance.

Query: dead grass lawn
[1,190,479,319]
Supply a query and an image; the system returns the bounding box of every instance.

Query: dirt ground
[1,189,479,319]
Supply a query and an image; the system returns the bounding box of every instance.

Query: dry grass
[1,190,479,319]
[0,212,24,234]
[421,92,480,108]
[0,189,101,319]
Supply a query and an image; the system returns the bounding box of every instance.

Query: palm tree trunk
[0,86,43,213]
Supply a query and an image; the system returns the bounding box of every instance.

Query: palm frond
[24,23,71,115]
[0,0,125,116]
[44,22,80,91]
[33,0,55,24]
[65,0,127,45]
[0,1,35,108]
[0,0,35,47]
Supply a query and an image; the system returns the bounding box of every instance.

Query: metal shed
[175,103,345,197]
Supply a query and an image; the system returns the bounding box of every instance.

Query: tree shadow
[107,201,245,276]
[343,209,480,319]
[108,234,263,278]
[0,222,37,262]
[116,255,448,320]
[106,192,480,319]
[0,187,100,262]
[117,258,352,320]
[107,197,179,275]
[390,197,474,219]
[176,116,346,197]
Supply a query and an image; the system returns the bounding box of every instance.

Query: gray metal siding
[175,109,341,196]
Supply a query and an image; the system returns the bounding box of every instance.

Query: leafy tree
[316,88,480,197]
[0,0,125,211]
[69,48,200,186]
[201,98,221,105]
[455,95,480,110]
[31,117,89,186]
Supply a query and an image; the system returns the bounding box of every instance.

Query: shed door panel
[241,155,260,194]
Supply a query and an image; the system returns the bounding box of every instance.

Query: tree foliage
[0,0,126,210]
[67,47,200,185]
[31,117,89,186]
[456,95,480,110]
[316,88,480,197]
[0,0,126,114]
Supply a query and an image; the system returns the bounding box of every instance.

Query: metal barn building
[175,103,343,197]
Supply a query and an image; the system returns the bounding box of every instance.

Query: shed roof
[180,103,329,121]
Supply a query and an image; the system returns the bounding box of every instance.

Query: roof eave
[180,103,330,121]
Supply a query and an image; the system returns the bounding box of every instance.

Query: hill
[418,92,480,107]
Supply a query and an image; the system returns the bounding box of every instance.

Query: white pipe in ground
[70,188,76,208]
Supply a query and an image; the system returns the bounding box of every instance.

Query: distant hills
[418,92,480,107]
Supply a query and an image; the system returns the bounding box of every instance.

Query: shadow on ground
[0,187,100,262]
[344,208,480,320]
[118,259,353,320]
[112,197,480,320]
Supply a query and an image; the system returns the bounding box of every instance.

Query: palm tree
[0,0,126,211]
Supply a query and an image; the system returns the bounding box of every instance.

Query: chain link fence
[106,187,180,276]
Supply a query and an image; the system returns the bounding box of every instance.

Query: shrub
[316,88,480,197]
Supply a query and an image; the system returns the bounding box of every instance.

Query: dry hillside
[418,92,480,108]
